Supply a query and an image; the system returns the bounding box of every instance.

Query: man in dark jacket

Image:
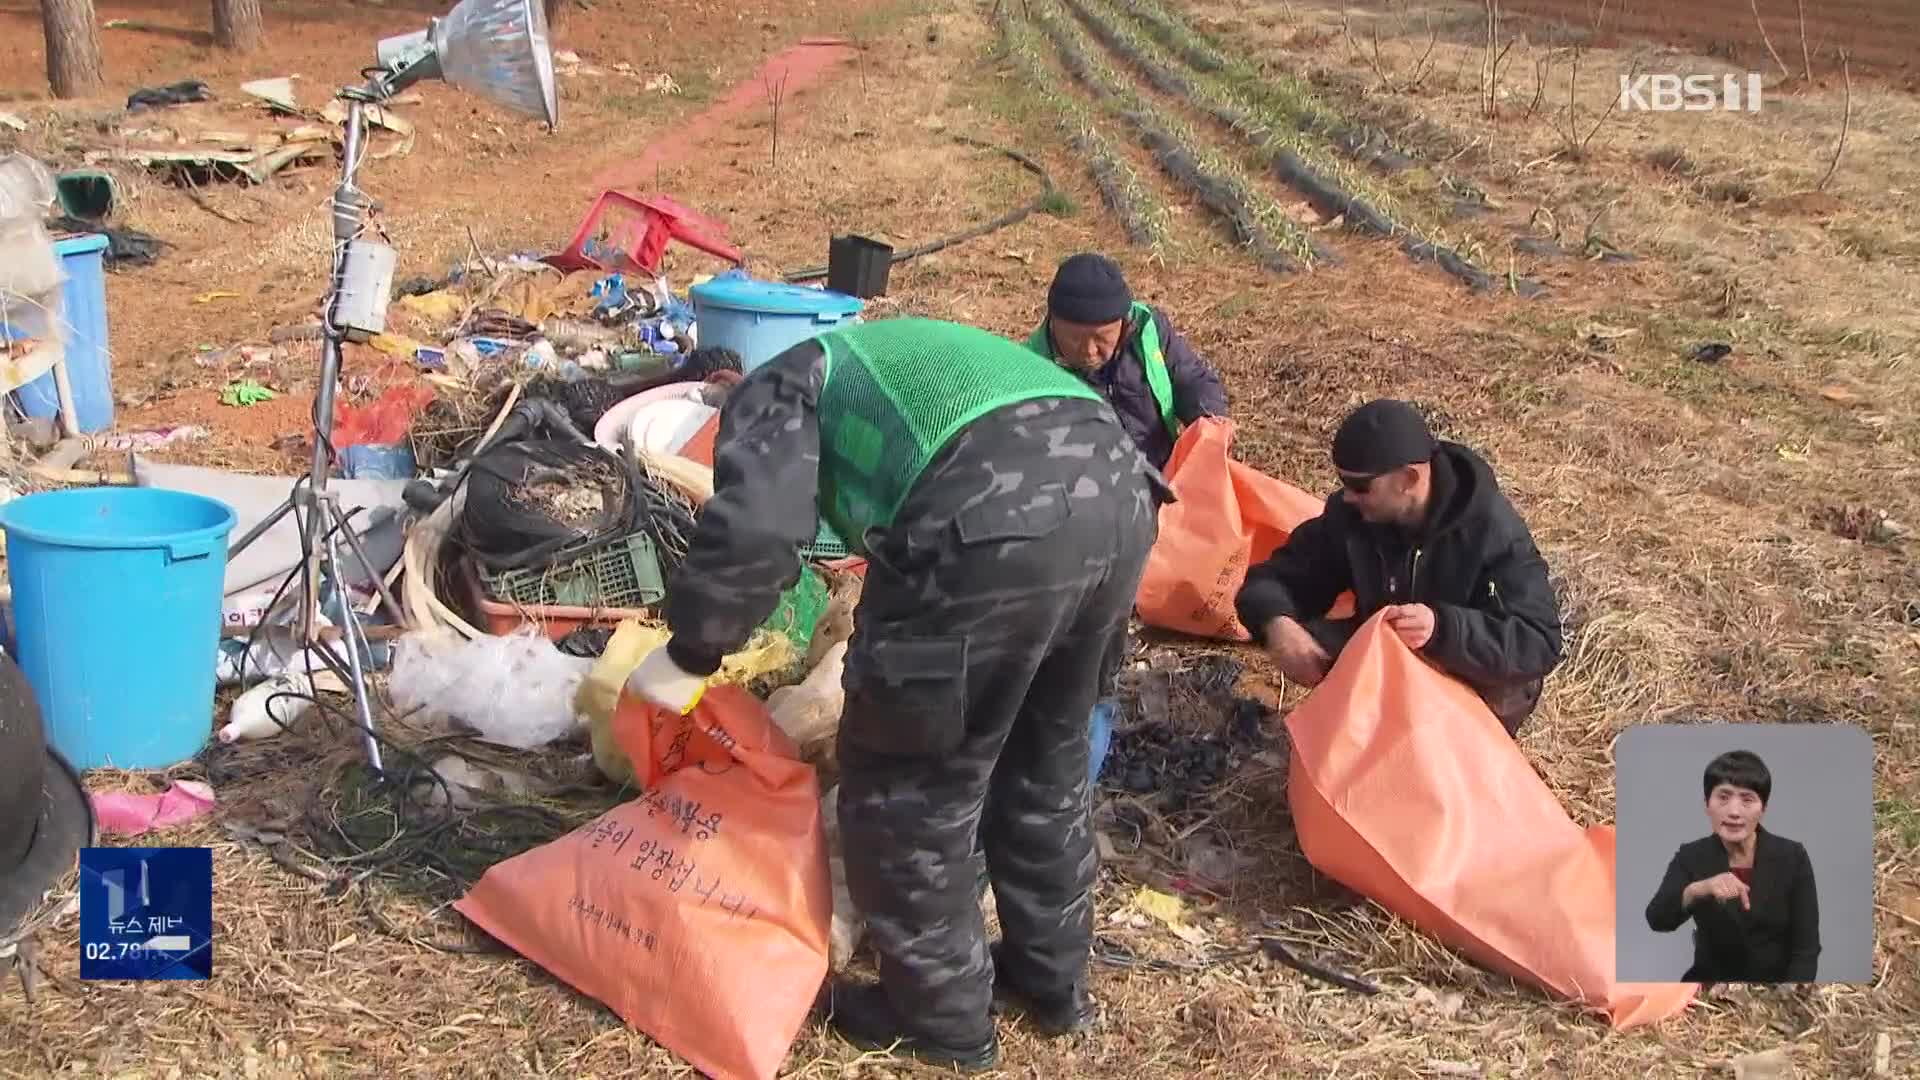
[1644,750,1821,983]
[1234,399,1563,736]
[1024,253,1227,471]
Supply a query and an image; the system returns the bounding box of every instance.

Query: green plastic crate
[800,518,853,562]
[481,533,667,610]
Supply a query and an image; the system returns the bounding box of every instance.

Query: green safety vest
[815,318,1105,547]
[1025,301,1179,441]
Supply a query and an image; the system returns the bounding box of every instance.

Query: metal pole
[322,496,384,774]
[208,84,414,780]
[302,100,371,643]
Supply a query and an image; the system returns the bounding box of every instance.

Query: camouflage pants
[835,398,1158,1046]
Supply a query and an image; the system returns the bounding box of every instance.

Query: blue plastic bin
[12,233,114,434]
[0,488,236,770]
[690,274,863,373]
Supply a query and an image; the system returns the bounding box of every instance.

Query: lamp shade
[431,0,559,128]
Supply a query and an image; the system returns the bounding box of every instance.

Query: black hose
[782,136,1059,283]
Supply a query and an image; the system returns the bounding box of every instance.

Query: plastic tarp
[1285,615,1697,1028]
[1135,417,1336,641]
[135,460,408,598]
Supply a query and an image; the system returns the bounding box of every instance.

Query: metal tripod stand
[226,88,410,778]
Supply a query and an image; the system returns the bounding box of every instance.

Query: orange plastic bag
[1135,417,1331,640]
[1284,615,1696,1029]
[454,686,832,1079]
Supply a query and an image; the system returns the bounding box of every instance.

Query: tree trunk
[42,0,106,99]
[211,0,264,52]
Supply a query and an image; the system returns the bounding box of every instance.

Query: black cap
[1046,253,1132,326]
[1332,399,1436,475]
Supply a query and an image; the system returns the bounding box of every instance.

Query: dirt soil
[4,0,1920,1077]
[1497,0,1920,82]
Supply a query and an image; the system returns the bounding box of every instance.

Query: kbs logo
[1618,73,1764,113]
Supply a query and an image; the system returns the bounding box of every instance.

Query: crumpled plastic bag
[579,621,671,785]
[93,781,216,837]
[389,627,594,749]
[766,640,845,754]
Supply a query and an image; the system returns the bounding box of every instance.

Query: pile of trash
[2,103,884,1076]
[1104,655,1273,813]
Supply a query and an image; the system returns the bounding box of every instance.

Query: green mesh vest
[815,318,1105,546]
[1025,302,1179,440]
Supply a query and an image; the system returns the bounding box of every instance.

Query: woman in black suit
[1644,750,1821,983]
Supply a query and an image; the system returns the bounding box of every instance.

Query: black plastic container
[827,234,894,299]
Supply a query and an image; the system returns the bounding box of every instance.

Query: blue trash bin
[0,487,237,770]
[690,273,863,373]
[12,233,115,434]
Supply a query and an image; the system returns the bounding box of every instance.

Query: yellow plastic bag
[580,622,670,786]
[394,289,467,327]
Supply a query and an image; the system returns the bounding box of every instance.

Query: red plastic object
[548,192,743,276]
[333,383,435,448]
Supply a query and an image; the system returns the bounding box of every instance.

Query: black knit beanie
[1046,253,1133,325]
[1331,399,1436,474]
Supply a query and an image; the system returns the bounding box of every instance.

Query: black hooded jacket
[1233,442,1563,696]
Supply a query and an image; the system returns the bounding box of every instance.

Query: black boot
[827,979,1000,1071]
[989,943,1098,1036]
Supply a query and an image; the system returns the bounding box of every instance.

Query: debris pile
[1105,654,1273,812]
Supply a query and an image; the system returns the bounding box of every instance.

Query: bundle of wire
[636,466,698,572]
[216,475,619,909]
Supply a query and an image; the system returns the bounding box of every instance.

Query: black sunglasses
[1339,472,1378,494]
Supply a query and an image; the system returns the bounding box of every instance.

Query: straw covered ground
[2,0,1918,1076]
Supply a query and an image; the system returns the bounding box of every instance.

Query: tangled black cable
[258,688,598,895]
[216,452,613,900]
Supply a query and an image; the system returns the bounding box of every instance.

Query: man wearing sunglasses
[1233,399,1563,736]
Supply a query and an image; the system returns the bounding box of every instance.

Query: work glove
[626,645,708,715]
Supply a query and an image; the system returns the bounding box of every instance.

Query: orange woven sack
[1135,417,1337,640]
[455,685,832,1079]
[1285,615,1696,1029]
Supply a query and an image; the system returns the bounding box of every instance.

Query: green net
[817,318,1103,539]
[761,566,830,654]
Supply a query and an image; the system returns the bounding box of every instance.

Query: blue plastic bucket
[12,233,115,434]
[341,442,417,480]
[690,275,863,373]
[0,488,236,770]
